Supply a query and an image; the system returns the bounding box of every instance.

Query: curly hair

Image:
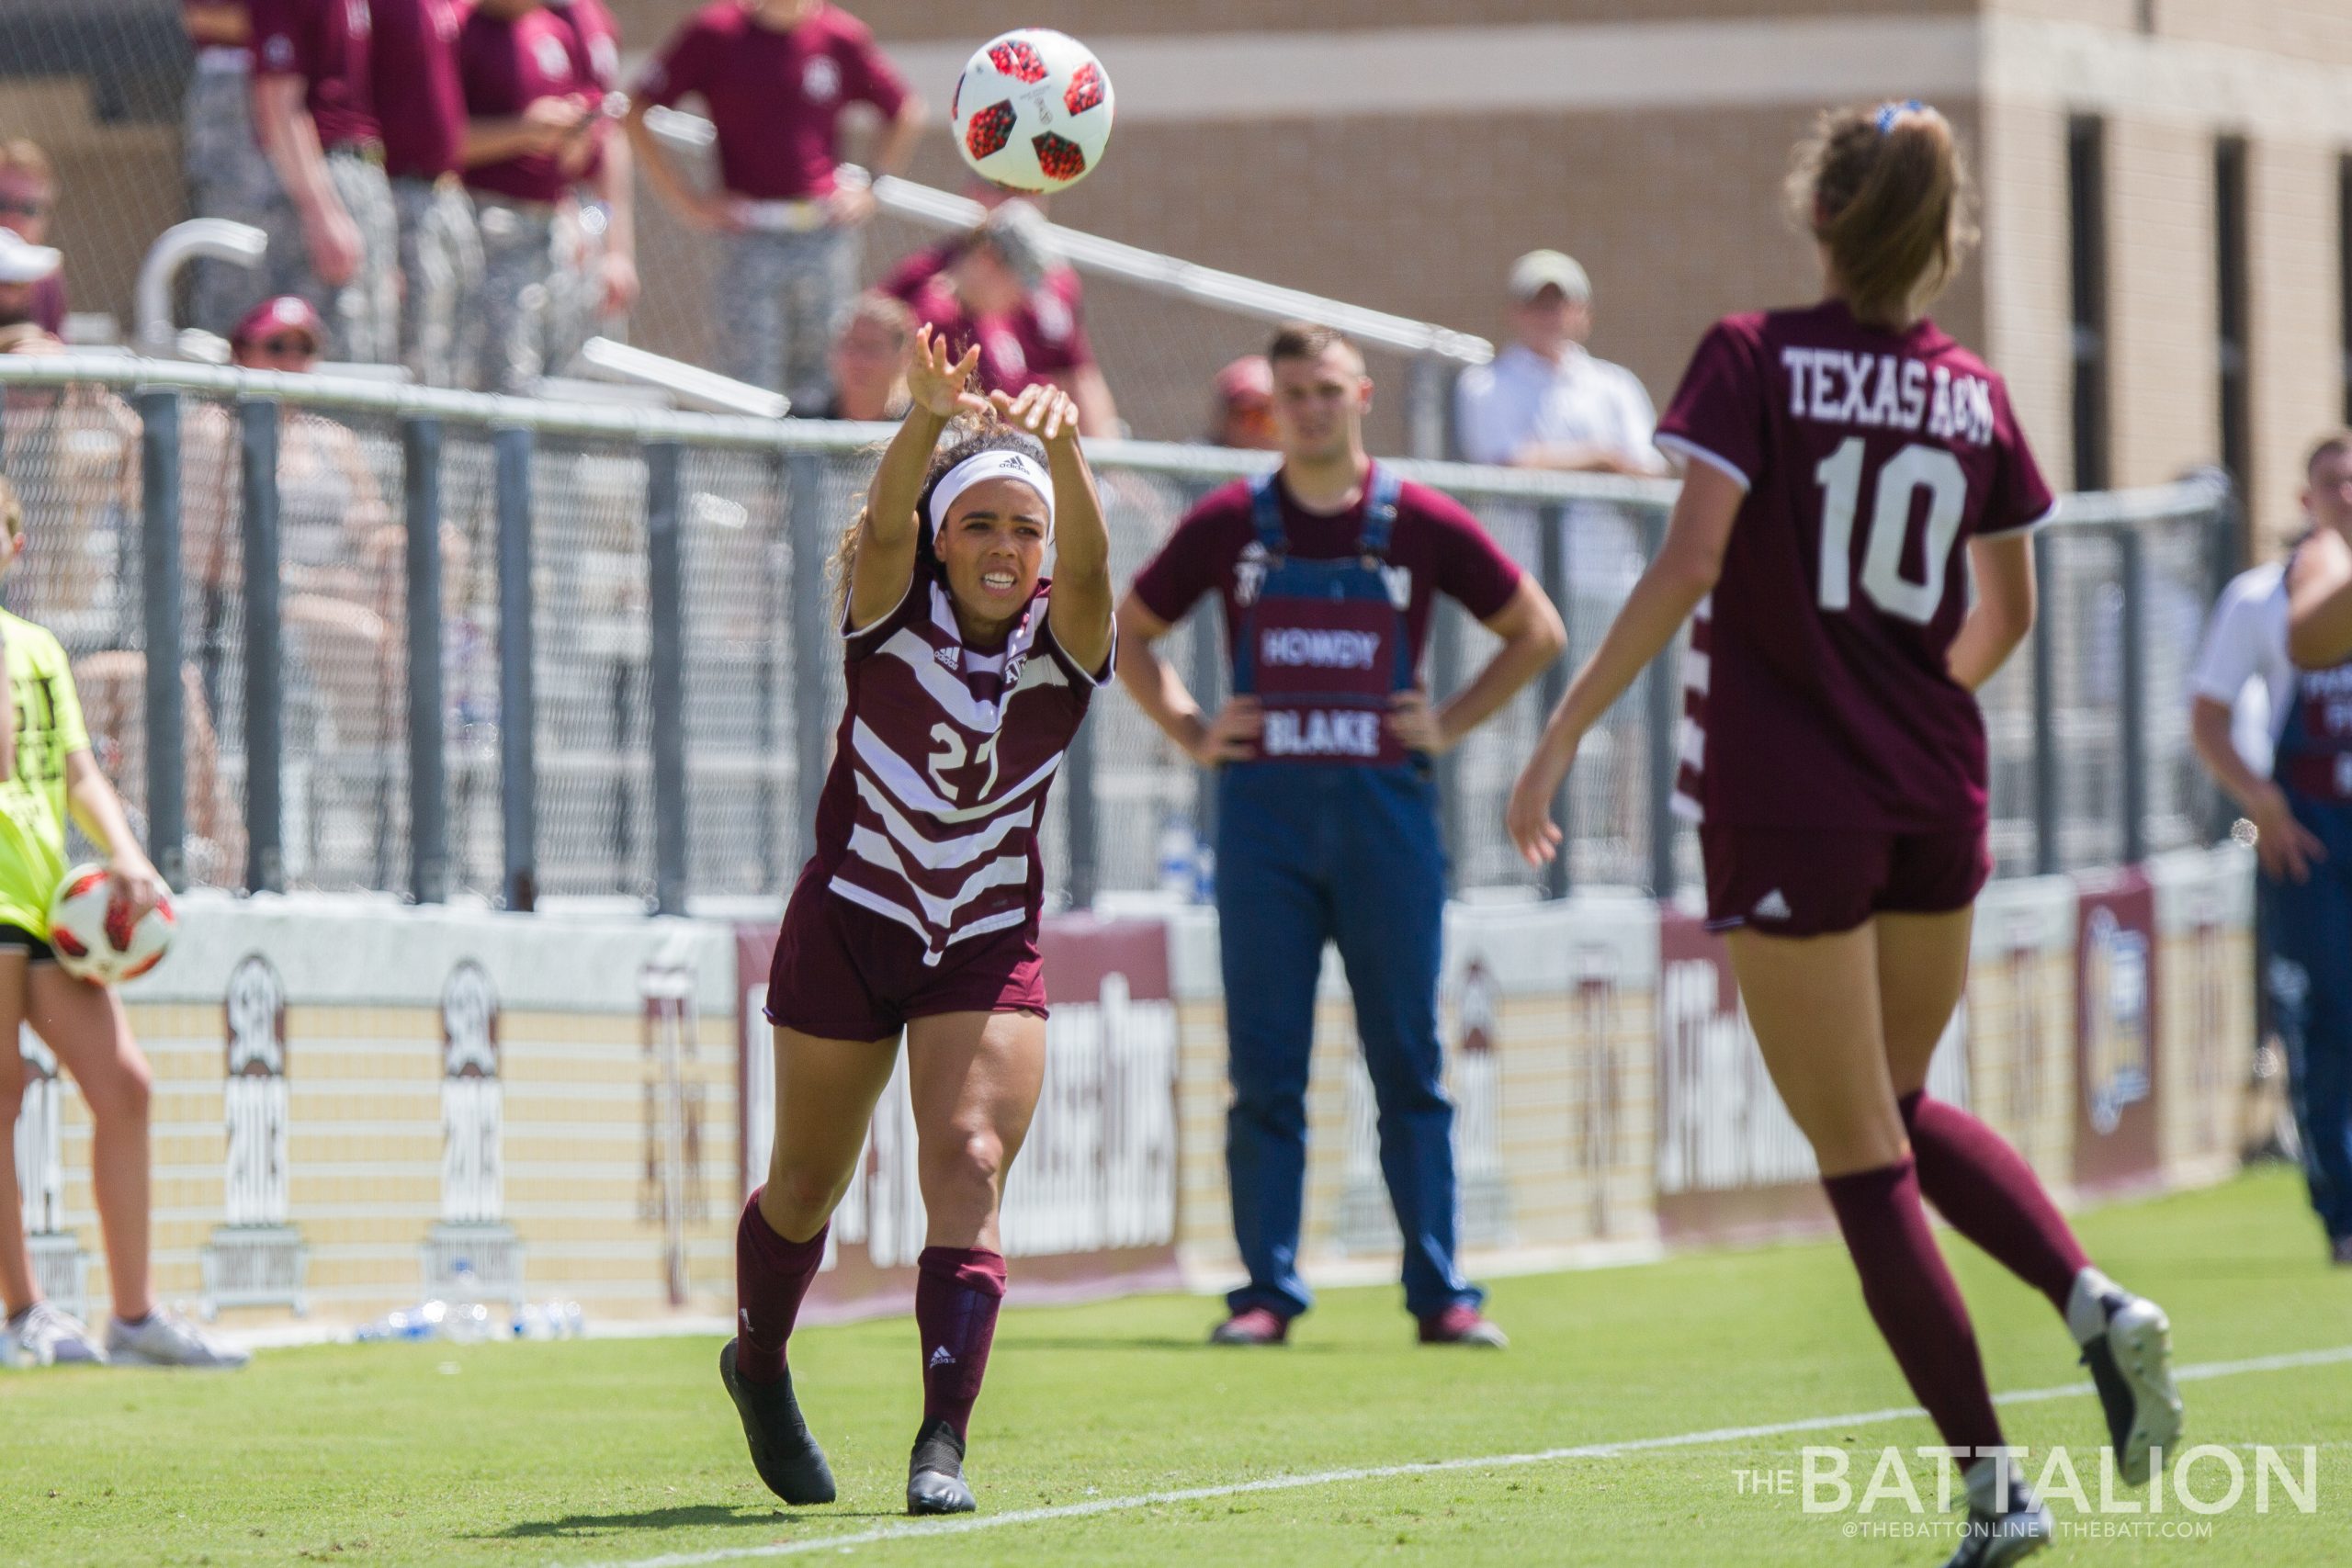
[829,410,1048,626]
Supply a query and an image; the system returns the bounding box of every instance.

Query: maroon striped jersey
[1656,300,2054,833]
[812,553,1107,964]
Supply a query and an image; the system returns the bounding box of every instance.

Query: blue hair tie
[1877,99,1928,134]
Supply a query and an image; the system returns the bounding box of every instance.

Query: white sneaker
[106,1307,251,1370]
[8,1302,109,1366]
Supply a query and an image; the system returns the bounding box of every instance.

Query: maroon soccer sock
[1900,1090,2090,1316]
[735,1190,828,1386]
[915,1246,1008,1441]
[1821,1157,2005,1454]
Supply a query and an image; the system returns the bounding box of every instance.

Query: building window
[2214,136,2251,505]
[2066,117,2110,491]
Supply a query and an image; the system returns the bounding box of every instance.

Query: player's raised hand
[907,326,989,419]
[1505,742,1573,868]
[990,384,1080,450]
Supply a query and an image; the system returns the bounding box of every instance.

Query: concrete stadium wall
[10,847,2254,1334]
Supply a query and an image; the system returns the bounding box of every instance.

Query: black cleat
[2079,1291,2183,1486]
[718,1337,836,1506]
[906,1416,976,1515]
[1941,1488,2052,1567]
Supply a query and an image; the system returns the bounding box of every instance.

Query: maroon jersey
[250,0,380,150]
[882,244,1094,399]
[548,0,620,183]
[1130,472,1524,721]
[631,0,909,202]
[458,3,594,204]
[369,0,466,180]
[1656,299,2054,833]
[813,553,1106,964]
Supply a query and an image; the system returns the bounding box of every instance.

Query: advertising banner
[2073,867,2163,1193]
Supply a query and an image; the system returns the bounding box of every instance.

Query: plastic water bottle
[1193,842,1216,905]
[1157,813,1197,898]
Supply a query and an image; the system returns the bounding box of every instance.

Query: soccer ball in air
[950,29,1114,195]
[47,864,174,986]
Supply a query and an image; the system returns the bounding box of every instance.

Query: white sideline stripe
[572,1342,2352,1568]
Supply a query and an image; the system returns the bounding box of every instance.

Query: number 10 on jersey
[1814,437,1970,626]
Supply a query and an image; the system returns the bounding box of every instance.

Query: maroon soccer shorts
[1700,825,1991,939]
[764,864,1048,1042]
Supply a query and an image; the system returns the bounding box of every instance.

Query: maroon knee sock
[1901,1091,2089,1314]
[1821,1157,2005,1454]
[915,1246,1008,1440]
[735,1189,828,1386]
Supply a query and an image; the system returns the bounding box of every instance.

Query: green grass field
[5,1168,2348,1567]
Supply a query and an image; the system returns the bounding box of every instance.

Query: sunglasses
[0,198,48,220]
[251,335,319,357]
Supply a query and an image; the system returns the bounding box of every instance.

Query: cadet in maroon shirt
[880,200,1119,438]
[542,0,639,374]
[625,0,924,408]
[1119,322,1563,1350]
[1508,104,2178,1564]
[249,0,400,362]
[370,0,479,385]
[458,0,601,389]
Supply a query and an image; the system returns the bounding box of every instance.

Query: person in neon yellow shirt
[0,478,246,1369]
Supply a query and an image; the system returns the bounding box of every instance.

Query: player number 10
[1813,436,1969,626]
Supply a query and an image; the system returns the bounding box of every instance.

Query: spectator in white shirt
[1454,250,1662,476]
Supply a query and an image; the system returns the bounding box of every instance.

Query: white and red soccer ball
[950,29,1114,195]
[48,864,174,986]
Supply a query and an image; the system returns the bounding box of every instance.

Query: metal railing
[0,355,2233,912]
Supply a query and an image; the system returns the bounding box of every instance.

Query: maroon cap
[232,296,326,351]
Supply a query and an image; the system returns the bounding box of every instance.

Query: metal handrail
[639,106,1493,366]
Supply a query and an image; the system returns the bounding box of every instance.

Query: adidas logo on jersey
[1752,888,1792,920]
[928,1345,956,1370]
[934,645,961,671]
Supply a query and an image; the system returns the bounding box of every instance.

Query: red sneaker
[1417,1304,1508,1348]
[1208,1306,1290,1346]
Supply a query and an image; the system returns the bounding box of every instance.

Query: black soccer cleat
[906,1416,977,1515]
[718,1337,837,1506]
[2079,1291,2183,1486]
[1940,1487,2052,1567]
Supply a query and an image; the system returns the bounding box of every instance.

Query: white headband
[927,449,1055,536]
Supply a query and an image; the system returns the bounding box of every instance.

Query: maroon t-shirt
[548,0,621,183]
[250,0,380,149]
[632,0,909,201]
[369,0,466,180]
[1655,299,2055,834]
[1132,471,1524,706]
[28,273,64,336]
[882,243,1094,398]
[458,3,595,204]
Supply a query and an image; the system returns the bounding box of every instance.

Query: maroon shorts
[1701,824,1991,939]
[764,864,1048,1042]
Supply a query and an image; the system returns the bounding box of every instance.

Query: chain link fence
[0,356,2234,916]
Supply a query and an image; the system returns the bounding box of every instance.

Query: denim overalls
[1216,467,1481,1321]
[2264,632,2352,1247]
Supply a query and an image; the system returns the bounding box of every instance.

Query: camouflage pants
[544,199,613,377]
[472,196,557,393]
[392,176,484,389]
[717,225,856,411]
[273,153,400,364]
[183,60,284,337]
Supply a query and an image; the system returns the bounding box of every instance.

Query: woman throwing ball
[724,328,1113,1517]
[1506,105,2178,1566]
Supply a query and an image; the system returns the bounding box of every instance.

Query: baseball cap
[1214,355,1272,406]
[0,229,61,286]
[1508,249,1591,304]
[232,295,326,351]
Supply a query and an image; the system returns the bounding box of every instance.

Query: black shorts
[0,923,57,964]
